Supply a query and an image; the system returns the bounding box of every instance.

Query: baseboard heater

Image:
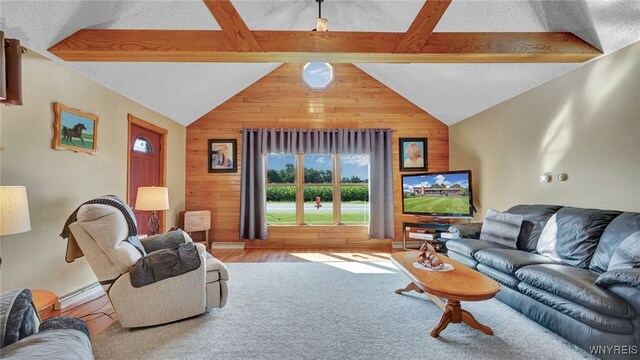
[56,282,104,310]
[211,242,245,250]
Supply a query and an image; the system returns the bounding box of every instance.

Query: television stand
[402,221,462,252]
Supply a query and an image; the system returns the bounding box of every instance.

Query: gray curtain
[367,130,395,239]
[240,128,395,239]
[239,129,267,239]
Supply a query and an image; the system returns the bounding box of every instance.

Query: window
[133,137,153,154]
[266,154,369,225]
[340,155,369,224]
[304,155,333,224]
[266,155,296,224]
[302,63,334,90]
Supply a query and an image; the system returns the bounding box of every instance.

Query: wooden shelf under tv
[402,220,467,252]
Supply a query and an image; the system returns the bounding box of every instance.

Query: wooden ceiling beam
[203,0,263,52]
[48,29,601,63]
[395,0,452,53]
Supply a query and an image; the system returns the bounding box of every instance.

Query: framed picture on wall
[399,137,427,172]
[208,139,237,173]
[52,102,99,155]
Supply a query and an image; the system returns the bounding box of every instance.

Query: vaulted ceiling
[1,0,639,125]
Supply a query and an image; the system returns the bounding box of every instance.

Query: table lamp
[1,186,32,265]
[135,186,169,235]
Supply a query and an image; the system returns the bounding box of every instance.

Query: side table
[32,289,59,320]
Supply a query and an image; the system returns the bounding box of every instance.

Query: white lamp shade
[316,17,328,32]
[1,186,32,236]
[135,187,169,211]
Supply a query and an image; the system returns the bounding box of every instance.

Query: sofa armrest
[0,328,92,360]
[595,268,640,290]
[448,222,483,240]
[140,230,193,253]
[39,317,90,341]
[206,256,230,281]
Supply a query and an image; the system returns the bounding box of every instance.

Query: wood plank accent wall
[186,63,448,248]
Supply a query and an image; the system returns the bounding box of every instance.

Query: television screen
[401,170,473,217]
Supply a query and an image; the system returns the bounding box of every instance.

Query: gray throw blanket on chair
[60,195,137,263]
[129,231,202,288]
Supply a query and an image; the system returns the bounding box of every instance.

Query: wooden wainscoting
[186,63,449,247]
[242,225,390,248]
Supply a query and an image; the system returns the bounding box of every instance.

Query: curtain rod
[236,129,397,133]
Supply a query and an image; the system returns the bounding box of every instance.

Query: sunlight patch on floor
[369,261,397,270]
[323,261,395,274]
[289,253,344,262]
[329,253,390,262]
[288,252,396,274]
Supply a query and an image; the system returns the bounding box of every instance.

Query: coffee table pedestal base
[396,282,494,338]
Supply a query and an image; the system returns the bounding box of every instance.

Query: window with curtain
[265,153,369,225]
[240,128,393,240]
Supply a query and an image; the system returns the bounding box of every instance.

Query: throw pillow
[479,208,524,249]
[447,222,483,239]
[608,231,640,271]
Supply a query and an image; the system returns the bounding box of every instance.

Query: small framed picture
[208,139,237,173]
[52,102,99,155]
[399,138,427,172]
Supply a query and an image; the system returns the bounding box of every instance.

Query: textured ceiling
[1,1,639,126]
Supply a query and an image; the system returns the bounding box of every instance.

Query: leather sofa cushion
[515,264,635,319]
[475,248,561,274]
[506,204,563,252]
[445,238,509,258]
[608,231,640,270]
[477,264,520,288]
[595,268,640,289]
[608,285,640,346]
[447,250,479,269]
[536,207,622,269]
[589,212,640,273]
[518,282,634,335]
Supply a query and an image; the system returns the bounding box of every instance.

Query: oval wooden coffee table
[391,250,501,337]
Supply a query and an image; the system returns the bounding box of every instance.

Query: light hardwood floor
[53,247,396,337]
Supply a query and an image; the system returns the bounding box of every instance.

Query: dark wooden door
[129,124,162,235]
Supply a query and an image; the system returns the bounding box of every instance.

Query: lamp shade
[135,187,169,211]
[316,17,328,32]
[0,186,31,236]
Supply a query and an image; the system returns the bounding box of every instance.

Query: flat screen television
[401,170,474,218]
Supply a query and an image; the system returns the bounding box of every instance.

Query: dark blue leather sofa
[446,205,640,359]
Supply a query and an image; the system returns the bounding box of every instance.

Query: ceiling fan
[312,0,328,31]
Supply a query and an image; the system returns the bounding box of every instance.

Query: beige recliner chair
[68,203,228,328]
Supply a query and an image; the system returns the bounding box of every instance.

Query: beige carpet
[93,261,594,359]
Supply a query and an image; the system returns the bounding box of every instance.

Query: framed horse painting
[52,102,99,155]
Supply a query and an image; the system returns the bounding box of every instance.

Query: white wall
[0,49,186,295]
[450,41,640,219]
